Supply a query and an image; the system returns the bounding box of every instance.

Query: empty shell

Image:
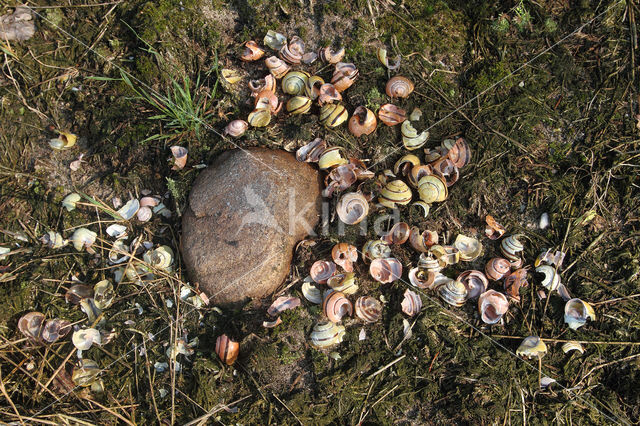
[378,103,406,126]
[241,40,265,61]
[216,334,239,365]
[65,284,93,304]
[265,56,290,78]
[516,336,547,359]
[348,106,377,136]
[409,227,438,252]
[318,83,342,105]
[319,46,345,64]
[562,341,585,354]
[378,180,412,208]
[327,272,358,295]
[362,240,391,263]
[62,193,81,212]
[117,199,140,221]
[224,120,249,137]
[267,296,301,316]
[70,228,97,252]
[355,296,383,323]
[457,270,489,300]
[409,267,437,290]
[504,269,528,301]
[401,289,422,317]
[536,265,560,291]
[263,30,286,50]
[72,328,102,351]
[305,75,325,100]
[18,312,45,342]
[170,146,188,170]
[485,215,506,240]
[369,258,402,283]
[453,235,483,262]
[336,192,369,225]
[332,243,358,272]
[401,116,428,150]
[564,298,596,330]
[279,36,305,64]
[438,279,467,307]
[331,62,358,92]
[296,138,326,163]
[310,260,337,284]
[501,234,524,262]
[417,175,448,204]
[93,280,115,310]
[282,71,310,95]
[319,103,349,128]
[322,291,353,322]
[386,76,414,98]
[221,68,242,84]
[248,108,271,127]
[478,290,509,324]
[382,222,411,245]
[318,146,348,169]
[310,321,346,348]
[485,258,511,281]
[376,47,401,70]
[302,281,323,304]
[286,96,312,115]
[41,231,67,249]
[72,359,101,387]
[41,319,71,343]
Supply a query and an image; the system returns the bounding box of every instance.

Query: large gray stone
[181,148,322,304]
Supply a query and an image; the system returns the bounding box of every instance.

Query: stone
[181,148,322,304]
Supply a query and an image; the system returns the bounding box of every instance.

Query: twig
[182,395,251,426]
[272,391,303,425]
[368,355,406,379]
[0,366,25,425]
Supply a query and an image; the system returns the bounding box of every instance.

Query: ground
[0,0,639,424]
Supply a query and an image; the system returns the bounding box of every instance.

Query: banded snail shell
[382,222,411,245]
[221,68,242,84]
[348,106,377,136]
[378,104,406,126]
[317,83,342,106]
[282,71,310,95]
[18,312,45,342]
[394,154,421,176]
[504,269,528,301]
[310,321,346,348]
[401,289,422,317]
[263,30,286,50]
[443,137,471,169]
[310,260,337,284]
[305,75,325,100]
[438,279,467,307]
[286,96,312,115]
[324,163,358,197]
[331,243,358,272]
[478,290,509,324]
[249,74,276,95]
[424,145,447,163]
[501,234,524,262]
[319,46,345,64]
[431,158,459,187]
[376,47,401,70]
[417,253,442,273]
[536,265,560,291]
[265,56,290,79]
[362,240,391,263]
[412,201,431,217]
[369,258,402,283]
[355,296,383,323]
[386,76,414,98]
[457,270,489,300]
[409,227,438,252]
[336,192,369,225]
[485,215,506,240]
[319,103,348,128]
[296,138,326,163]
[331,62,358,91]
[378,180,412,208]
[247,108,271,127]
[417,175,447,204]
[279,36,305,64]
[453,235,483,262]
[562,341,585,354]
[516,336,547,359]
[485,258,511,281]
[240,40,264,62]
[318,146,348,170]
[215,334,239,365]
[322,290,353,322]
[254,89,280,114]
[327,272,358,295]
[224,119,249,137]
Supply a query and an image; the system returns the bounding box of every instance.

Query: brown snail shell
[378,104,406,126]
[249,74,276,96]
[324,164,358,197]
[296,138,326,163]
[241,40,265,61]
[265,56,291,79]
[267,296,301,316]
[504,268,529,301]
[170,146,188,170]
[331,62,358,92]
[319,46,345,64]
[355,296,383,323]
[478,290,509,324]
[331,243,358,272]
[348,106,377,137]
[485,258,511,281]
[336,192,369,225]
[457,270,489,300]
[401,289,422,317]
[310,260,337,284]
[18,312,45,342]
[65,284,93,305]
[369,258,402,283]
[254,89,281,114]
[224,120,249,137]
[431,158,459,187]
[409,227,438,252]
[215,334,239,365]
[41,318,71,343]
[442,138,471,169]
[279,36,305,65]
[382,222,411,245]
[485,215,506,240]
[322,291,353,322]
[317,83,342,106]
[386,76,414,98]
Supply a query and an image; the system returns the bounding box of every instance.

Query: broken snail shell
[418,253,442,273]
[401,289,422,317]
[536,264,560,291]
[417,175,447,204]
[296,138,326,162]
[319,103,349,128]
[348,106,377,136]
[331,62,358,91]
[49,131,77,150]
[305,75,325,100]
[72,359,101,387]
[216,334,239,365]
[62,193,81,211]
[501,234,524,262]
[265,56,290,78]
[65,284,93,305]
[564,298,596,330]
[282,71,310,95]
[221,68,242,84]
[504,269,528,301]
[319,46,345,64]
[453,235,483,262]
[18,312,45,342]
[254,89,280,113]
[438,279,467,307]
[336,192,369,225]
[224,119,249,137]
[516,336,547,359]
[71,228,97,252]
[327,273,358,295]
[378,103,406,126]
[286,96,312,115]
[485,258,511,281]
[41,318,71,343]
[318,146,348,169]
[430,245,460,267]
[386,76,414,98]
[310,260,337,284]
[241,40,265,61]
[332,243,358,272]
[409,227,438,252]
[382,222,411,245]
[355,296,383,323]
[302,281,323,304]
[362,240,391,263]
[170,146,187,170]
[394,154,421,176]
[143,245,174,272]
[478,290,509,324]
[317,83,342,106]
[562,341,585,354]
[378,180,412,208]
[310,321,346,348]
[457,270,489,300]
[376,47,401,70]
[249,74,276,95]
[369,258,402,283]
[409,267,437,290]
[41,230,67,249]
[93,280,114,310]
[401,115,428,150]
[267,296,301,316]
[322,291,353,322]
[72,328,102,351]
[485,215,506,240]
[408,165,433,188]
[443,138,471,169]
[302,52,318,64]
[431,158,459,187]
[263,30,286,50]
[247,108,271,127]
[279,36,305,64]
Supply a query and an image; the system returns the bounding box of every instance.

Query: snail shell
[417,253,442,273]
[286,96,312,115]
[536,264,560,291]
[322,290,353,322]
[348,106,377,137]
[296,138,326,163]
[254,90,280,114]
[247,108,271,127]
[336,192,369,225]
[305,75,325,100]
[18,312,45,342]
[310,260,337,284]
[409,227,438,252]
[386,76,414,98]
[323,164,358,197]
[438,279,468,307]
[478,290,509,324]
[430,245,460,267]
[331,62,359,91]
[49,132,76,150]
[318,146,348,170]
[265,56,291,79]
[500,234,524,262]
[442,138,471,169]
[72,359,101,387]
[362,240,391,263]
[41,230,66,249]
[401,119,428,150]
[408,165,433,188]
[224,119,249,137]
[302,281,323,304]
[485,258,511,281]
[62,193,81,211]
[369,258,402,283]
[355,296,383,323]
[310,321,346,348]
[382,222,411,245]
[302,52,318,64]
[241,40,265,62]
[516,336,547,359]
[504,269,528,301]
[282,71,310,95]
[319,103,349,128]
[65,284,93,305]
[41,318,71,343]
[401,289,422,317]
[221,68,242,84]
[431,158,459,187]
[327,272,358,295]
[216,334,239,365]
[417,175,448,204]
[249,74,276,95]
[457,270,489,300]
[170,146,188,170]
[453,235,483,262]
[376,47,401,70]
[378,180,412,208]
[319,46,345,64]
[317,83,342,106]
[80,298,103,327]
[412,201,431,218]
[143,245,174,272]
[564,298,596,330]
[71,228,97,252]
[279,36,305,64]
[267,296,301,316]
[136,206,152,222]
[562,341,585,354]
[485,215,506,240]
[331,243,358,272]
[93,280,114,310]
[394,154,421,176]
[72,328,102,351]
[409,267,438,290]
[263,30,286,50]
[378,104,407,126]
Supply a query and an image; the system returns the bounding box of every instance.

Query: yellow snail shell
[331,243,358,272]
[327,272,358,295]
[378,103,406,126]
[378,180,412,208]
[336,192,369,225]
[319,103,348,128]
[322,290,353,322]
[224,119,249,137]
[417,175,448,204]
[382,222,411,245]
[401,289,422,317]
[241,40,265,61]
[331,62,358,91]
[430,245,460,267]
[564,298,596,330]
[221,68,242,84]
[386,76,414,98]
[457,270,489,300]
[394,154,421,176]
[478,290,509,324]
[319,46,345,64]
[216,334,239,365]
[305,75,325,100]
[265,55,290,78]
[279,35,305,64]
[318,146,348,170]
[348,106,377,137]
[438,279,467,307]
[409,267,438,290]
[317,83,342,106]
[247,108,271,127]
[263,30,286,50]
[281,71,310,95]
[369,258,402,283]
[49,131,76,150]
[302,281,323,304]
[286,96,312,115]
[516,336,547,359]
[310,321,346,348]
[453,235,483,262]
[355,296,383,323]
[485,258,511,281]
[362,239,391,263]
[310,260,337,284]
[376,47,401,70]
